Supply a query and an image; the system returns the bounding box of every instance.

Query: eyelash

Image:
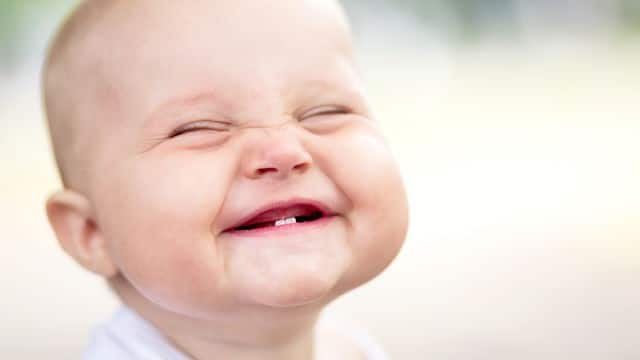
[300,105,350,120]
[169,105,351,138]
[169,120,231,138]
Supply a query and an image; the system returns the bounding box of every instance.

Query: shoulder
[82,307,189,360]
[316,312,390,360]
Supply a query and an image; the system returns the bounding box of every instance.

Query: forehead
[93,0,354,121]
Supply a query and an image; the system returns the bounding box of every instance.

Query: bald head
[43,0,119,191]
[43,0,353,193]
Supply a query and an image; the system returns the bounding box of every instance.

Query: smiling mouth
[226,203,329,233]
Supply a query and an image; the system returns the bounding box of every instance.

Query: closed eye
[169,120,232,138]
[299,105,350,120]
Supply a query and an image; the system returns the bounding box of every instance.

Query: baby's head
[44,0,408,332]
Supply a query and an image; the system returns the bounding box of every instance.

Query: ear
[46,190,118,278]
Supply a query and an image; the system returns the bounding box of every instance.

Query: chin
[256,287,332,309]
[239,265,347,309]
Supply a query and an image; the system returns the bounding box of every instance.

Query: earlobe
[46,190,118,278]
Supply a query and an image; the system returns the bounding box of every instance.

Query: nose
[241,127,312,180]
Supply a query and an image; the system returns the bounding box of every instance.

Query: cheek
[327,124,407,219]
[319,125,409,283]
[94,153,235,313]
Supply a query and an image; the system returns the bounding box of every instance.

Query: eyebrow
[290,79,366,110]
[144,91,232,129]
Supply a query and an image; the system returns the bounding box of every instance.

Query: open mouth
[226,203,329,233]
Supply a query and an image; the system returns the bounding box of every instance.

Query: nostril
[256,167,278,176]
[293,162,309,172]
[255,162,307,177]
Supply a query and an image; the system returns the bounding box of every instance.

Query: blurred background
[1,0,639,359]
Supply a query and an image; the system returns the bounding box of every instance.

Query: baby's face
[88,0,408,316]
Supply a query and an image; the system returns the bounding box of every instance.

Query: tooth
[275,217,296,227]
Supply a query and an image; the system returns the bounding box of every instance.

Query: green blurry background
[2,0,640,70]
[1,1,639,359]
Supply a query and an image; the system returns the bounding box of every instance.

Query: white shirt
[83,306,389,360]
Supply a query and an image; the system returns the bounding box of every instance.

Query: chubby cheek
[95,154,234,315]
[320,124,409,288]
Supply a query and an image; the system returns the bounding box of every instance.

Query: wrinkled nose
[241,127,312,180]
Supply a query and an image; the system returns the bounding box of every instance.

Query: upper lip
[222,198,334,232]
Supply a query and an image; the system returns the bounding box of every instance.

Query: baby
[42,0,408,359]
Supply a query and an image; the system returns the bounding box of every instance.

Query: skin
[44,1,409,359]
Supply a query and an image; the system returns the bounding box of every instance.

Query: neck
[112,277,323,360]
[170,326,316,360]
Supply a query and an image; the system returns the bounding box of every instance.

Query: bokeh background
[1,1,639,359]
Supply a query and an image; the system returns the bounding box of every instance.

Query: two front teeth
[274,217,297,227]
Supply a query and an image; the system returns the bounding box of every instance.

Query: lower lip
[223,215,336,237]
